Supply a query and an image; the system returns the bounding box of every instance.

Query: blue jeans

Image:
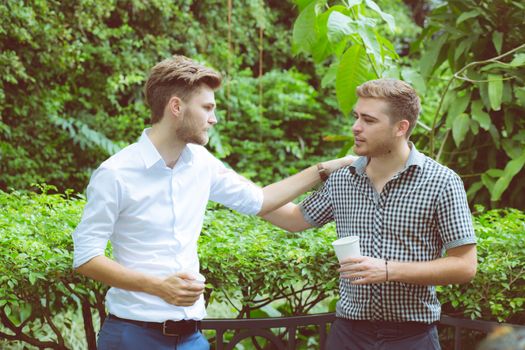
[97,316,210,350]
[326,318,441,350]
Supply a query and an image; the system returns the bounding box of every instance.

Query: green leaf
[488,124,501,149]
[321,63,338,88]
[452,113,470,147]
[447,89,471,122]
[294,0,318,12]
[336,45,371,115]
[491,150,525,201]
[345,0,363,7]
[515,86,525,107]
[292,2,319,54]
[357,25,381,65]
[401,68,426,95]
[323,134,352,142]
[454,38,472,61]
[486,169,504,177]
[456,9,480,25]
[510,53,525,67]
[492,31,503,54]
[471,100,491,131]
[29,273,36,285]
[420,35,447,78]
[364,0,395,32]
[327,11,355,43]
[488,74,503,111]
[481,173,496,194]
[466,181,483,200]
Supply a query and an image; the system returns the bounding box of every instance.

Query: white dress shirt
[72,129,263,322]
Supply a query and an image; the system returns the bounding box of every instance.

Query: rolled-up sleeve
[436,173,477,250]
[208,157,263,215]
[298,181,333,227]
[72,166,122,268]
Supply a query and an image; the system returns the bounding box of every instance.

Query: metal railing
[202,313,525,350]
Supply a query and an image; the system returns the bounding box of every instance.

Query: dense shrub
[1,190,524,349]
[0,0,328,192]
[438,207,525,324]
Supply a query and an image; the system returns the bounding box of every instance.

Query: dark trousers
[326,318,441,350]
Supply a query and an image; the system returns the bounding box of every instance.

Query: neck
[148,123,186,168]
[367,140,411,177]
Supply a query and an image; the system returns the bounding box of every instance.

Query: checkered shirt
[299,144,476,324]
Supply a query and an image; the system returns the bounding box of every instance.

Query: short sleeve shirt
[299,144,476,323]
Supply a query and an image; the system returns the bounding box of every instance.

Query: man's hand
[155,272,205,306]
[322,155,357,175]
[338,256,387,284]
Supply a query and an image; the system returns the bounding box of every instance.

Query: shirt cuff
[443,236,477,251]
[298,204,322,227]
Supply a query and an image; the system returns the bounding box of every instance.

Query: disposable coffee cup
[332,236,360,261]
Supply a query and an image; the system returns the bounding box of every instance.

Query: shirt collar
[138,128,194,169]
[349,142,425,176]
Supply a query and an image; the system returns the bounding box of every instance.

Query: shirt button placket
[171,169,181,271]
[371,191,386,320]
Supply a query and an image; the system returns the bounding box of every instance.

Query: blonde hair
[356,79,421,137]
[144,55,222,124]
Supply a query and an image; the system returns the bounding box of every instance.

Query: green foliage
[1,190,525,348]
[438,207,525,324]
[213,69,345,184]
[0,189,339,349]
[292,0,399,116]
[414,0,525,209]
[0,187,105,349]
[199,207,339,317]
[0,0,322,192]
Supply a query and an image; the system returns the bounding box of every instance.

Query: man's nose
[352,119,362,133]
[209,112,218,125]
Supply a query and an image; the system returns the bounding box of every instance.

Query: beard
[354,137,394,158]
[176,111,209,146]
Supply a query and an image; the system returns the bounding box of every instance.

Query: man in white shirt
[73,55,352,350]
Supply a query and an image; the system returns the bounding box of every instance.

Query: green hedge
[1,189,524,349]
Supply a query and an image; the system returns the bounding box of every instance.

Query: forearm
[389,249,477,285]
[261,203,312,232]
[259,165,320,216]
[75,255,162,296]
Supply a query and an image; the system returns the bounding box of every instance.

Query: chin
[353,146,367,156]
[189,136,208,146]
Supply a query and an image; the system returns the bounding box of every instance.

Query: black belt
[108,314,201,337]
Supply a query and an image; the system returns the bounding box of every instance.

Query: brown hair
[356,78,421,137]
[144,55,222,124]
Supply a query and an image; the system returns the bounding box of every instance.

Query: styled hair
[144,55,222,124]
[356,78,421,137]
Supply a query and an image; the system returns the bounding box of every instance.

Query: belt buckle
[162,321,180,337]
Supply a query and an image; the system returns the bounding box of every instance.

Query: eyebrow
[352,110,378,120]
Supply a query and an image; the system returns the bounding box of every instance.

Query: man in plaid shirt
[263,79,477,349]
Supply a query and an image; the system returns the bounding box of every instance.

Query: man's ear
[167,96,182,118]
[395,119,410,137]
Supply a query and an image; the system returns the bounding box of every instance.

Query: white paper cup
[332,236,360,261]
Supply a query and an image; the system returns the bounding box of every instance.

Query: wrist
[142,275,163,296]
[316,163,329,181]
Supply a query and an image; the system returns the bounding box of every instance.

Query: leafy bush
[1,190,524,349]
[438,207,525,324]
[413,0,525,209]
[213,68,346,184]
[0,0,324,192]
[0,189,339,349]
